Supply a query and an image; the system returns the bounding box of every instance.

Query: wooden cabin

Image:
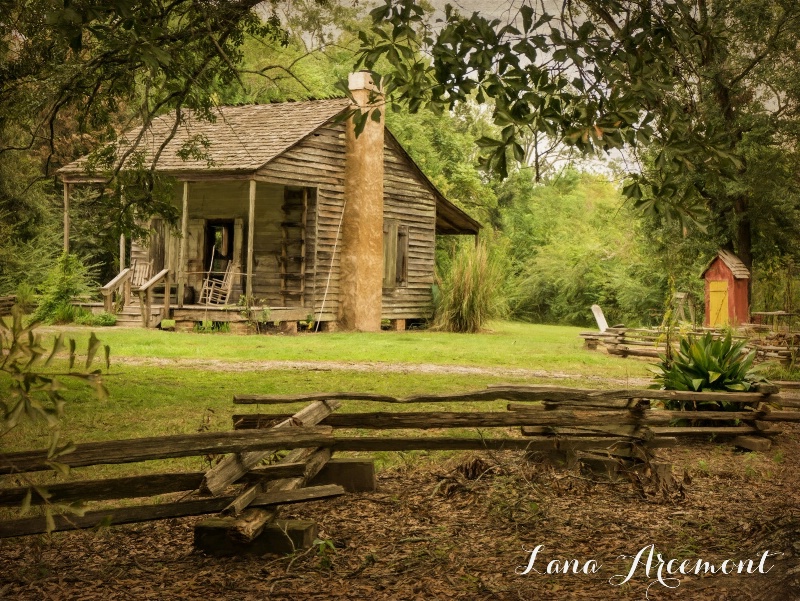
[57,73,480,332]
[701,250,750,327]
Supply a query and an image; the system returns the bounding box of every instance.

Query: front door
[709,280,729,326]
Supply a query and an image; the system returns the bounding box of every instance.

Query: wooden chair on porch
[129,259,153,303]
[199,260,236,305]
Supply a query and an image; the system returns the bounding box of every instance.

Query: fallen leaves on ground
[1,425,799,600]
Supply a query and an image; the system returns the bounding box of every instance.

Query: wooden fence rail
[233,384,781,406]
[580,326,797,364]
[233,383,793,456]
[0,402,343,539]
[0,427,333,474]
[2,383,797,542]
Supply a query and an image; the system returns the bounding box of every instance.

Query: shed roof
[58,99,481,236]
[701,249,750,279]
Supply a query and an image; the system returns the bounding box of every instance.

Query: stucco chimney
[339,71,384,331]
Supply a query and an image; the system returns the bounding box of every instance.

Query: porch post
[177,181,189,307]
[246,179,256,299]
[63,182,71,253]
[119,234,126,270]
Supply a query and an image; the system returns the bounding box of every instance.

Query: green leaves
[1,303,110,527]
[650,332,765,410]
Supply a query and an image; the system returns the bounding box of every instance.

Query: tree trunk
[734,194,753,304]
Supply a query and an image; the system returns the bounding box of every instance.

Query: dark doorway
[205,220,234,278]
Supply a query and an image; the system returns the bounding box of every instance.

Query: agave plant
[649,332,764,411]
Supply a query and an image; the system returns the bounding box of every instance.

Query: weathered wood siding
[381,135,436,319]
[256,120,436,321]
[257,124,344,319]
[148,120,436,320]
[167,181,307,305]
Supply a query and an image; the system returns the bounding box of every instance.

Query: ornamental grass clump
[649,332,764,411]
[433,242,506,333]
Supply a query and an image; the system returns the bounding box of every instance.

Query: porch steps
[114,300,162,328]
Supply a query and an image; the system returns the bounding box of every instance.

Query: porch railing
[100,268,132,313]
[138,268,171,328]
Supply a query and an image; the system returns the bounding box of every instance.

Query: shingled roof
[58,98,481,235]
[58,98,351,176]
[701,249,750,279]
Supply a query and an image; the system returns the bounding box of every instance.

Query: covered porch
[63,176,317,330]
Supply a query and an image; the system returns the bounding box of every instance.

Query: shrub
[14,282,37,314]
[74,310,117,327]
[52,303,80,324]
[433,241,507,333]
[33,253,98,323]
[649,332,764,410]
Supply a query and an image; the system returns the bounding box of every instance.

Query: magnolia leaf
[34,485,52,502]
[56,501,86,517]
[52,440,77,459]
[45,508,56,534]
[20,488,32,515]
[104,345,111,370]
[44,334,65,367]
[69,338,76,370]
[86,332,101,369]
[45,460,72,477]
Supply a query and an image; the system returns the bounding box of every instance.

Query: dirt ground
[1,422,799,601]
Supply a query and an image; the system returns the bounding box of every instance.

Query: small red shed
[700,250,750,327]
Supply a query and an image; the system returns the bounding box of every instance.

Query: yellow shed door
[709,280,729,326]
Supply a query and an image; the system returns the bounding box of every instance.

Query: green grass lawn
[38,320,650,378]
[2,320,655,482]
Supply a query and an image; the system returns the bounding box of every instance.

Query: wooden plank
[0,464,307,507]
[233,386,776,406]
[233,410,674,430]
[177,181,189,307]
[520,425,653,438]
[0,485,344,539]
[509,405,800,423]
[234,392,399,405]
[329,436,647,452]
[201,400,339,496]
[222,447,333,542]
[0,427,333,475]
[520,425,654,440]
[246,179,256,299]
[652,426,781,436]
[224,449,333,542]
[760,410,800,421]
[497,385,777,404]
[732,435,772,452]
[233,388,614,405]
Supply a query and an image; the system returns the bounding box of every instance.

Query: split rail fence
[2,384,799,543]
[580,327,796,364]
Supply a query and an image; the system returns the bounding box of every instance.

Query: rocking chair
[199,260,236,305]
